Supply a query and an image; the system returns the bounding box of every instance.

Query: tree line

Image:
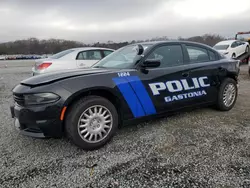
[0,34,225,55]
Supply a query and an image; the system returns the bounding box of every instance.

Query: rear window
[50,49,75,59]
[208,50,217,61]
[214,45,229,50]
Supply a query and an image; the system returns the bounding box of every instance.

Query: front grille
[13,94,25,106]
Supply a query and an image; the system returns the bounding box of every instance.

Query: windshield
[92,44,152,69]
[50,49,75,59]
[214,45,229,50]
[236,34,250,42]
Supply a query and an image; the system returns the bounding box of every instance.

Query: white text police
[148,76,210,95]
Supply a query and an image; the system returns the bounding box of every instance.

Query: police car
[10,41,240,150]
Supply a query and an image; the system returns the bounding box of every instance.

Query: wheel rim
[223,83,236,107]
[246,47,249,53]
[77,105,113,143]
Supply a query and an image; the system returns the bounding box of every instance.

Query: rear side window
[208,50,217,61]
[77,50,102,60]
[103,50,113,57]
[50,49,75,59]
[186,45,209,63]
[146,45,184,68]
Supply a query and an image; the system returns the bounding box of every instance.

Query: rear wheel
[216,78,237,111]
[65,96,118,150]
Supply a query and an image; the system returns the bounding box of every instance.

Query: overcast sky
[0,0,250,43]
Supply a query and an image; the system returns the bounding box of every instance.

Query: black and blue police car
[10,41,240,150]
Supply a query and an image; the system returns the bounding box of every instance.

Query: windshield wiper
[93,66,106,68]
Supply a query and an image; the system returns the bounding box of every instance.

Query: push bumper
[13,118,45,138]
[10,103,64,138]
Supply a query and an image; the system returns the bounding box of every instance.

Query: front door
[136,44,195,113]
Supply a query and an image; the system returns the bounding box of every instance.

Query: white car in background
[248,57,250,76]
[213,40,249,59]
[32,47,114,76]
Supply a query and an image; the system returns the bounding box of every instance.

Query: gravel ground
[0,60,35,68]
[0,64,250,188]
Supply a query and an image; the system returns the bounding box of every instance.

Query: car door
[135,43,194,113]
[183,44,220,104]
[235,41,241,56]
[230,42,238,57]
[238,41,246,55]
[236,41,245,56]
[76,50,102,68]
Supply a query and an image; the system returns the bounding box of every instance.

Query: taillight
[37,62,52,70]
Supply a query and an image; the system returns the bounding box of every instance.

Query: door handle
[182,72,189,77]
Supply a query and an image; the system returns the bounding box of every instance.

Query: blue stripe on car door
[125,76,157,115]
[112,77,146,118]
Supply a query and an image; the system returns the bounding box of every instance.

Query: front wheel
[216,78,238,111]
[65,96,118,150]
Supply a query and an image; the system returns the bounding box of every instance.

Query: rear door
[183,44,220,104]
[237,41,246,55]
[235,41,241,56]
[76,50,102,68]
[231,41,239,57]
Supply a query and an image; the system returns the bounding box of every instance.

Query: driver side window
[231,42,238,48]
[146,45,184,68]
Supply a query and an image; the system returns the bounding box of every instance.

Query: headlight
[24,93,60,105]
[224,52,229,55]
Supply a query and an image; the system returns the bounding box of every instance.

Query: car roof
[69,47,115,52]
[215,40,237,45]
[132,40,213,49]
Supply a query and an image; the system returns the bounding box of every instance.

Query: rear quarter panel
[46,60,77,72]
[217,59,239,82]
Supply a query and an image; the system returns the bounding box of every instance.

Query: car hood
[21,68,115,86]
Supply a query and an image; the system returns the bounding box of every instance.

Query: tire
[216,78,238,111]
[232,53,236,59]
[65,96,118,150]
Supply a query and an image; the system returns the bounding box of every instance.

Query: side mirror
[141,59,161,68]
[137,44,144,55]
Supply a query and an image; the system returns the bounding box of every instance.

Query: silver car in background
[32,47,114,76]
